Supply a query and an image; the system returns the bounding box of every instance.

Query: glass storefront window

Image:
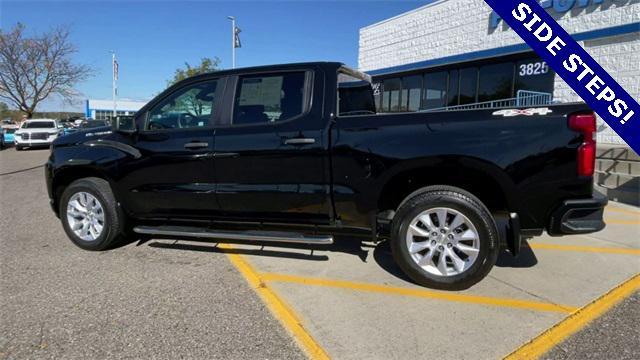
[447,70,459,106]
[478,63,514,102]
[373,55,555,112]
[423,71,447,109]
[514,60,555,95]
[383,78,402,112]
[458,67,478,105]
[402,75,422,112]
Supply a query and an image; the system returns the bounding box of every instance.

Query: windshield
[338,69,376,116]
[23,121,56,129]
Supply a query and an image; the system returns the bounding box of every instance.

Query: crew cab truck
[45,62,606,290]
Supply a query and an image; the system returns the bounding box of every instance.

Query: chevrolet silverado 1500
[46,62,606,289]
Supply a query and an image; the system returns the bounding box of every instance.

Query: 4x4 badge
[493,108,553,117]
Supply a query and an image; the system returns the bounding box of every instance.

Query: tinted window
[233,72,306,125]
[147,79,218,130]
[402,75,422,112]
[447,70,460,106]
[514,60,554,94]
[458,67,478,105]
[382,78,401,112]
[423,72,447,109]
[478,63,514,102]
[23,121,55,128]
[338,82,376,116]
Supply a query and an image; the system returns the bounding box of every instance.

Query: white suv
[14,119,62,150]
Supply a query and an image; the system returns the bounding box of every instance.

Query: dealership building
[84,99,147,120]
[359,0,639,204]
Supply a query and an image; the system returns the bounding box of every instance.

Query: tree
[0,102,8,118]
[167,57,221,116]
[0,23,93,118]
[168,57,220,86]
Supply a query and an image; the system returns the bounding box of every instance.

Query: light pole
[227,16,236,69]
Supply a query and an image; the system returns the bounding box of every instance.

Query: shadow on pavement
[495,240,538,268]
[135,235,538,285]
[143,234,371,263]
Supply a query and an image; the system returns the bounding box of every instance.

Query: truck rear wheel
[390,186,499,290]
[59,177,126,251]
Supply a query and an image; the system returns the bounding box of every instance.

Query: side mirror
[113,116,137,134]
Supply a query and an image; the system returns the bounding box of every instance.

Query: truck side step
[133,225,334,245]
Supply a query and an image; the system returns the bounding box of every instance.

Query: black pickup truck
[45,62,606,289]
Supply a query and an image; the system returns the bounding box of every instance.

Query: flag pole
[111,51,117,119]
[228,16,236,69]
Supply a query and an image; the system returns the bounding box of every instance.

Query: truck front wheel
[59,177,126,251]
[390,186,500,290]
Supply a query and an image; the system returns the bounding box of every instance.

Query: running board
[133,225,334,245]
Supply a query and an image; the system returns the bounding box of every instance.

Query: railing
[420,90,553,112]
[515,90,553,106]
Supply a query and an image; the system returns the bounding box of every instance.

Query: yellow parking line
[605,219,640,225]
[528,243,640,255]
[606,207,640,216]
[219,244,330,360]
[260,273,576,314]
[504,274,640,360]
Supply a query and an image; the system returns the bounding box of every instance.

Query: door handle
[184,141,209,150]
[284,138,316,145]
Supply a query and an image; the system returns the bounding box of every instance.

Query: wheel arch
[376,156,518,215]
[51,166,118,216]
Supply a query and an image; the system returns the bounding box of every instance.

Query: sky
[0,0,431,112]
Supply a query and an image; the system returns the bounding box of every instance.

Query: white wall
[358,0,639,146]
[87,99,147,112]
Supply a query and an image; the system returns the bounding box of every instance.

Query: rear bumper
[547,193,608,236]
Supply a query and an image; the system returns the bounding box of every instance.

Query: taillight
[569,113,596,177]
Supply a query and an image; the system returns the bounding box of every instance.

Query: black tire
[15,145,23,151]
[390,185,500,290]
[59,177,126,251]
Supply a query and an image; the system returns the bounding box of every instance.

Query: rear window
[23,121,56,129]
[338,70,376,116]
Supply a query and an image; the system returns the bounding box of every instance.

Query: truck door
[213,70,331,224]
[118,77,222,219]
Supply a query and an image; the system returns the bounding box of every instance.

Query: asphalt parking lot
[1,147,638,359]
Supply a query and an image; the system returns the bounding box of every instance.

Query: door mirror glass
[113,115,136,133]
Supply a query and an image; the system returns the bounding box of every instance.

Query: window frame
[214,70,313,129]
[140,77,224,134]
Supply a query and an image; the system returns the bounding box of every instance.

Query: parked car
[0,129,4,150]
[45,62,606,290]
[2,126,17,146]
[59,122,78,136]
[14,119,62,150]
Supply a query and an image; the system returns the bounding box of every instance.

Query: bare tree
[0,23,93,118]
